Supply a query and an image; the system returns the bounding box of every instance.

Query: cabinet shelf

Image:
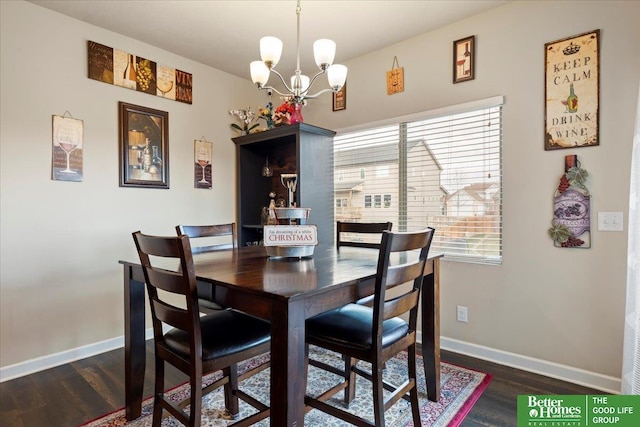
[233,123,336,247]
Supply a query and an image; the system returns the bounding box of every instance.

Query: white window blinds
[334,97,503,265]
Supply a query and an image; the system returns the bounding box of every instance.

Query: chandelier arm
[268,68,295,94]
[303,70,327,95]
[303,87,337,100]
[259,85,294,98]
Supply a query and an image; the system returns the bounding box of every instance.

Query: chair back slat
[382,288,420,321]
[336,221,392,250]
[152,298,192,331]
[176,223,238,253]
[146,267,189,294]
[384,262,427,288]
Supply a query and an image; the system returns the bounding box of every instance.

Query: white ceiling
[30,0,510,81]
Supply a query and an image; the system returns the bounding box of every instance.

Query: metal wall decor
[544,30,600,150]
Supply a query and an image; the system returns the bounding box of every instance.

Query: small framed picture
[332,83,346,111]
[119,102,169,189]
[453,35,475,83]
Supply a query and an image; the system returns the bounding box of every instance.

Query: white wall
[306,0,639,386]
[2,0,639,391]
[0,1,261,369]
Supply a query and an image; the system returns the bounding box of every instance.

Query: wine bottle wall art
[548,155,591,248]
[88,40,192,104]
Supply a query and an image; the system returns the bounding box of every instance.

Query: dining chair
[336,221,393,307]
[176,223,237,313]
[336,221,393,250]
[132,231,270,427]
[304,227,435,427]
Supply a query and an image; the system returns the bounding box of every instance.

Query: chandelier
[249,0,348,104]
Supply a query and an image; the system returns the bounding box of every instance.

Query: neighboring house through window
[333,96,504,265]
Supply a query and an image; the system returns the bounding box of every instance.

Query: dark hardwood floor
[0,342,604,427]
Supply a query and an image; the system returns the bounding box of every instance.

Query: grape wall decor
[548,155,591,248]
[87,40,193,104]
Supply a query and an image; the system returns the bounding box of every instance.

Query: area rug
[81,346,491,427]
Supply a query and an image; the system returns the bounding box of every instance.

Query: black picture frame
[453,35,475,84]
[332,83,346,111]
[119,102,169,188]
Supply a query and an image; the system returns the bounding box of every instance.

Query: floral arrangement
[229,107,259,135]
[258,102,274,130]
[273,97,305,126]
[273,101,295,126]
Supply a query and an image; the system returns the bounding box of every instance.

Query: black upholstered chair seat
[306,303,408,351]
[163,309,270,361]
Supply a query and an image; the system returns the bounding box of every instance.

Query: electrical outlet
[457,305,468,323]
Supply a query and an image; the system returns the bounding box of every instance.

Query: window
[335,198,348,208]
[333,96,503,265]
[360,167,366,179]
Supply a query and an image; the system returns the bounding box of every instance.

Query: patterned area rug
[81,346,491,427]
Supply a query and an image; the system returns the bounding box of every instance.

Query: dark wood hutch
[232,123,336,247]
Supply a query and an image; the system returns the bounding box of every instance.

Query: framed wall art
[88,41,193,104]
[544,30,600,150]
[119,102,169,189]
[453,35,475,83]
[332,82,346,111]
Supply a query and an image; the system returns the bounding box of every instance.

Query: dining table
[120,243,442,426]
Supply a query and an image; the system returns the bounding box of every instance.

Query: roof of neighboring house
[445,182,499,203]
[335,181,365,192]
[335,139,442,170]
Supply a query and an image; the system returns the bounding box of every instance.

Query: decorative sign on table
[263,225,318,246]
[544,30,599,150]
[263,224,318,258]
[87,40,193,104]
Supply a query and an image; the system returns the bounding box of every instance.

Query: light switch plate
[598,212,624,231]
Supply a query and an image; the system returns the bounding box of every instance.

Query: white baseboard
[436,336,621,394]
[0,328,155,383]
[2,331,623,394]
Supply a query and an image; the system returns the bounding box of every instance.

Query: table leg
[421,258,441,402]
[269,299,306,426]
[124,265,146,420]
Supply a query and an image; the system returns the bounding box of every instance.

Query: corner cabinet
[232,123,336,247]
